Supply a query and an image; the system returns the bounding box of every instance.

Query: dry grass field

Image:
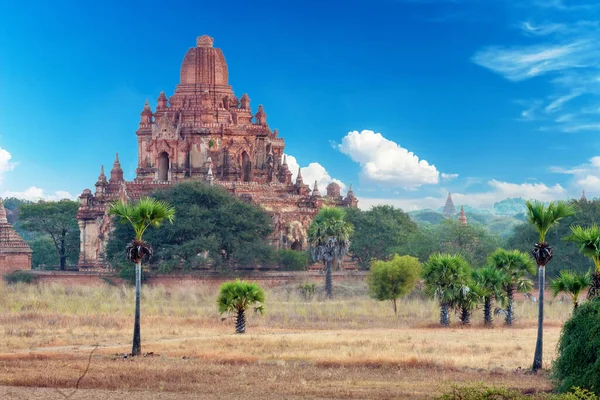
[0,280,575,399]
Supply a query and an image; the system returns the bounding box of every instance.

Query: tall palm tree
[566,224,600,299]
[550,270,591,310]
[109,197,175,356]
[472,266,507,326]
[217,280,265,334]
[526,200,575,372]
[307,207,353,299]
[488,248,535,326]
[423,253,470,327]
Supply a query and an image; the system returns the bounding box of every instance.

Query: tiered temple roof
[0,199,32,272]
[442,192,456,216]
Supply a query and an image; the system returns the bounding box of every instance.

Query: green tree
[29,237,60,269]
[422,253,470,327]
[19,200,80,270]
[472,266,507,326]
[550,270,591,310]
[346,205,417,269]
[105,183,272,271]
[367,254,421,314]
[488,248,535,326]
[455,279,481,326]
[109,197,175,357]
[525,200,575,372]
[552,300,600,394]
[307,207,353,299]
[217,280,265,334]
[565,224,600,300]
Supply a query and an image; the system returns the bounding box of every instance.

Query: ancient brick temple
[0,199,32,273]
[77,35,357,269]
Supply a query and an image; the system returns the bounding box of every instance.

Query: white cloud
[520,21,566,36]
[283,154,346,193]
[441,173,459,181]
[551,156,600,193]
[0,146,16,183]
[545,91,581,113]
[337,130,450,189]
[358,179,567,211]
[1,187,75,202]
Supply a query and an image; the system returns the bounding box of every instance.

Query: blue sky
[1,0,599,210]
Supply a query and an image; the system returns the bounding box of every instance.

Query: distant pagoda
[457,205,468,225]
[581,189,587,202]
[443,192,456,216]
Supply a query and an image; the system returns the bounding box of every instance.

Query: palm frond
[525,200,575,243]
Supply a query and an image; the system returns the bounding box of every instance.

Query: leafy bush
[368,254,421,314]
[4,271,37,284]
[298,282,316,300]
[438,385,598,399]
[553,300,600,394]
[278,249,309,271]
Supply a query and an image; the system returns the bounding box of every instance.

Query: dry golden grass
[0,281,575,399]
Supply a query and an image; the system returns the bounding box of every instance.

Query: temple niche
[76,35,358,269]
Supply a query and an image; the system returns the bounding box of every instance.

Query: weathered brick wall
[0,253,31,274]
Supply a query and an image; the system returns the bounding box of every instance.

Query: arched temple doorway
[242,151,251,182]
[158,152,169,181]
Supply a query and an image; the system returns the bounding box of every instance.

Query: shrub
[553,300,600,394]
[4,271,37,284]
[278,249,309,271]
[368,254,421,314]
[298,282,316,300]
[438,385,598,399]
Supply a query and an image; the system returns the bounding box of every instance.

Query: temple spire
[110,153,124,183]
[296,167,303,185]
[458,205,468,225]
[442,192,456,216]
[311,180,321,197]
[0,198,7,224]
[581,189,587,202]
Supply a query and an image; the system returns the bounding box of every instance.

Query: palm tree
[472,266,507,326]
[488,249,535,326]
[423,253,470,327]
[525,200,575,372]
[550,270,591,310]
[217,280,265,334]
[565,224,600,300]
[455,280,482,326]
[109,197,175,356]
[307,207,353,299]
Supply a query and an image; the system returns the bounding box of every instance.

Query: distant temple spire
[110,153,124,183]
[295,167,303,185]
[458,205,468,225]
[581,189,587,202]
[443,192,456,216]
[312,180,321,197]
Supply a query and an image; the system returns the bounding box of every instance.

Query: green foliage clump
[367,254,421,314]
[4,271,37,284]
[217,280,265,333]
[553,300,600,394]
[345,205,417,269]
[106,182,273,271]
[438,385,597,399]
[278,249,309,271]
[298,282,316,300]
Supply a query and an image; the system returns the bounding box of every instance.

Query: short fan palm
[550,270,591,310]
[218,280,265,334]
[109,197,175,356]
[472,266,507,326]
[488,248,535,326]
[307,207,353,299]
[566,224,600,299]
[423,253,470,327]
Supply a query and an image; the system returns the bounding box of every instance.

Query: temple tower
[443,192,456,216]
[458,206,468,225]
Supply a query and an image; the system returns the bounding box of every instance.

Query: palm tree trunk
[440,302,450,327]
[236,309,246,334]
[484,297,493,326]
[505,285,514,326]
[460,307,470,326]
[589,272,600,300]
[132,261,142,356]
[532,265,545,372]
[325,260,333,299]
[392,298,397,315]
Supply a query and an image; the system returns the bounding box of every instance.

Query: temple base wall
[0,252,31,273]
